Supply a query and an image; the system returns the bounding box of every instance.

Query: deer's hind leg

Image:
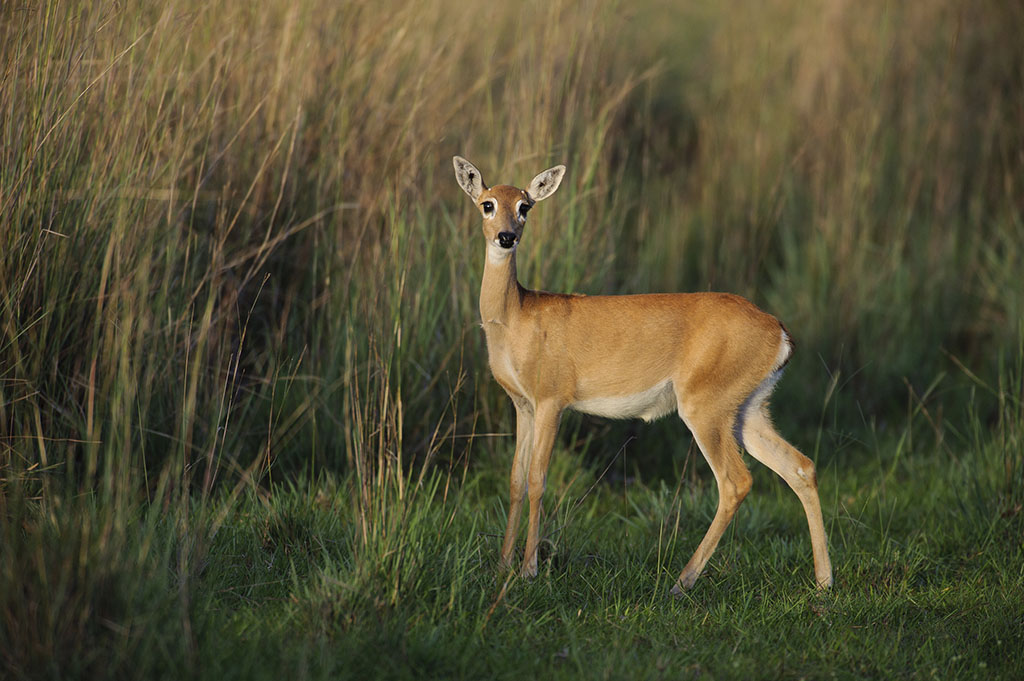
[672,400,753,595]
[741,407,833,589]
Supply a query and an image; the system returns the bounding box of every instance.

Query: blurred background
[1,0,1022,675]
[4,0,1021,477]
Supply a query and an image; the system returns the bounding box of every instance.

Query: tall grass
[1,0,1022,677]
[619,0,1024,417]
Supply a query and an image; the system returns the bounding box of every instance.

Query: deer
[453,155,833,594]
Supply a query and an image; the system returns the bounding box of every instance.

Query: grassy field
[2,0,1023,679]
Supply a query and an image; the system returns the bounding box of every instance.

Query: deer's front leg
[500,400,534,567]
[522,402,561,577]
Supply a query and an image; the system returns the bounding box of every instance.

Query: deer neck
[480,249,523,327]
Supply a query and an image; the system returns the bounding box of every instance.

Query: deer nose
[498,232,517,249]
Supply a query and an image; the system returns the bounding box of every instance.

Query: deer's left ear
[527,165,566,202]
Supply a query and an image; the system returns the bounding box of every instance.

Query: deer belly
[571,380,677,422]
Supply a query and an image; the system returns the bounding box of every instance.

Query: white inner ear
[527,165,566,202]
[454,156,485,200]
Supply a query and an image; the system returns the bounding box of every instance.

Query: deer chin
[487,239,516,263]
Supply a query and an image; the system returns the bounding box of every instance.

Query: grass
[2,0,1023,678]
[6,387,1022,679]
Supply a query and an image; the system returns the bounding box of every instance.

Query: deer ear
[453,156,486,200]
[526,165,566,202]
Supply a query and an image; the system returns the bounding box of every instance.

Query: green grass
[2,0,1024,678]
[7,392,1022,680]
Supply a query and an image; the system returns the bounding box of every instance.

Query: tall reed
[1,0,1021,674]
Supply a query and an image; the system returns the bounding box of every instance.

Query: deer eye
[481,201,495,215]
[518,203,531,218]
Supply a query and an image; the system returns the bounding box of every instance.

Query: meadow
[1,0,1022,678]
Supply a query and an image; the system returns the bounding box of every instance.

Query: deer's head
[453,156,566,261]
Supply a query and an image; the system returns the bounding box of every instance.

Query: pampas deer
[454,156,832,593]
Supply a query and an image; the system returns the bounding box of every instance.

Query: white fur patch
[515,199,529,224]
[487,241,515,264]
[572,380,677,422]
[774,327,793,372]
[733,326,792,449]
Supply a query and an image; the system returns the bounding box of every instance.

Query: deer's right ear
[453,156,486,200]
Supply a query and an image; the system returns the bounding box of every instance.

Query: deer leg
[522,402,561,577]
[672,410,753,594]
[500,401,534,568]
[742,408,833,589]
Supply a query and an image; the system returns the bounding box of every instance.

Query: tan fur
[453,156,833,592]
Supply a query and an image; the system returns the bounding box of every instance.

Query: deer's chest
[483,323,531,399]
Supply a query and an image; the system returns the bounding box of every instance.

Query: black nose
[498,232,517,249]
